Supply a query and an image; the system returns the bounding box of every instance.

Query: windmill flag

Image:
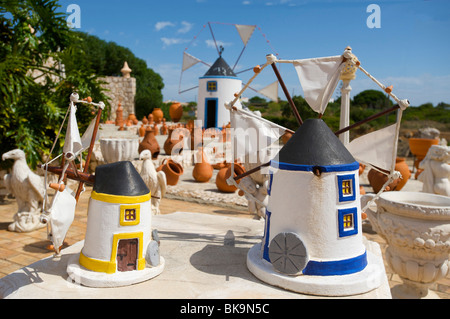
[63,103,82,159]
[258,81,279,102]
[230,107,286,161]
[293,56,345,114]
[235,24,256,46]
[182,52,203,72]
[345,124,397,173]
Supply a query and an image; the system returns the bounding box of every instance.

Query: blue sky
[57,0,450,107]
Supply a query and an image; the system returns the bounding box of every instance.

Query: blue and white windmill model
[225,48,410,296]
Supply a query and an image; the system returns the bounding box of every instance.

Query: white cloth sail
[49,187,76,253]
[80,117,99,151]
[235,24,256,46]
[346,124,397,172]
[230,107,286,161]
[182,52,203,72]
[258,81,279,102]
[293,56,344,114]
[63,103,82,159]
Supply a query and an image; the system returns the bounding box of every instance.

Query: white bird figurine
[2,149,46,232]
[139,150,167,215]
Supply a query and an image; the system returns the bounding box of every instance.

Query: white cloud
[205,39,233,49]
[155,21,175,31]
[242,1,251,4]
[178,21,194,34]
[161,37,190,48]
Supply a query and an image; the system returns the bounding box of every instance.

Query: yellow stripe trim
[80,251,116,274]
[91,191,150,204]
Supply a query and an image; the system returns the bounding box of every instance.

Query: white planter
[365,191,450,299]
[100,137,139,164]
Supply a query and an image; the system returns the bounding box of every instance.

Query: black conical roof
[277,119,355,166]
[204,56,236,77]
[94,161,149,196]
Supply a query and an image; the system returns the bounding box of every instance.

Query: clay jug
[152,108,164,124]
[115,103,124,127]
[193,148,213,183]
[368,169,400,193]
[215,163,246,193]
[169,102,183,123]
[164,128,184,156]
[157,159,184,186]
[395,157,411,191]
[139,128,160,159]
[138,124,146,137]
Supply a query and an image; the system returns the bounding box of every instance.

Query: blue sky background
[57,0,450,107]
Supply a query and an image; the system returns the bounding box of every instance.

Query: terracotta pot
[138,125,146,137]
[152,108,164,124]
[215,163,246,193]
[169,102,183,123]
[409,138,439,169]
[193,148,213,183]
[368,169,400,193]
[395,157,411,191]
[281,131,293,144]
[164,128,184,156]
[157,159,183,186]
[138,128,160,159]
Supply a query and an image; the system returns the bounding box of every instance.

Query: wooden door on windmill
[117,238,138,272]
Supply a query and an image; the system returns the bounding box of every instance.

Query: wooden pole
[271,62,303,125]
[334,104,400,136]
[233,161,270,181]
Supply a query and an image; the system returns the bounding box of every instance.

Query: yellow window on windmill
[342,179,352,196]
[120,204,140,226]
[343,213,354,230]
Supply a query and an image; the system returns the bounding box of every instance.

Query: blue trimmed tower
[247,119,387,296]
[197,56,242,128]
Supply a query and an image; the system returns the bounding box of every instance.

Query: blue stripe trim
[199,75,239,80]
[262,210,272,262]
[270,160,359,173]
[302,251,368,276]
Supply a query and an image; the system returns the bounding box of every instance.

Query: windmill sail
[48,187,77,254]
[235,24,256,46]
[345,124,397,173]
[258,81,279,102]
[230,107,287,161]
[63,103,83,160]
[293,56,344,114]
[182,52,203,72]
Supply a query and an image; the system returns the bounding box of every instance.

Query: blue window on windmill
[337,174,356,202]
[338,207,358,237]
[207,81,217,92]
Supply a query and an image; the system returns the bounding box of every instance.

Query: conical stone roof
[204,56,237,77]
[94,161,150,196]
[276,119,355,167]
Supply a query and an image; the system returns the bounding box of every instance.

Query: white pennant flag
[293,56,344,114]
[258,81,279,102]
[235,24,256,46]
[230,108,286,161]
[63,103,82,159]
[49,187,76,253]
[182,52,203,72]
[346,124,397,172]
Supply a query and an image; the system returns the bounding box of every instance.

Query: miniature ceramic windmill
[41,94,164,288]
[225,48,410,296]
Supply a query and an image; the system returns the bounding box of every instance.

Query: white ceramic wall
[265,168,365,262]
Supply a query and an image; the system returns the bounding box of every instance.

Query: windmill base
[66,253,165,288]
[247,241,388,297]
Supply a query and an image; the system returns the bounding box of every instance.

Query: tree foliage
[0,0,109,169]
